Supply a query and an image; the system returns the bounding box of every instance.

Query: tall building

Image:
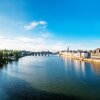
[67,46,69,52]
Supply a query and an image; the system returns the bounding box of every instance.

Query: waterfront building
[91,48,100,58]
[96,48,100,53]
[92,48,100,54]
[59,50,90,59]
[81,52,90,58]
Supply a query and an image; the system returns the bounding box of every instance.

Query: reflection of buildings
[73,60,86,77]
[63,57,99,78]
[63,57,72,71]
[63,56,100,79]
[63,57,86,76]
[91,63,100,76]
[73,60,81,73]
[81,62,86,76]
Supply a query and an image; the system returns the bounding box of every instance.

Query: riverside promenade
[60,54,100,63]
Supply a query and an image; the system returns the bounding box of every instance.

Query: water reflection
[0,62,8,69]
[0,56,100,100]
[63,57,100,78]
[91,63,100,76]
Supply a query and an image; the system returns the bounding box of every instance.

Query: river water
[0,55,100,100]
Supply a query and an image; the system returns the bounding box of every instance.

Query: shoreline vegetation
[0,50,55,66]
[0,50,29,65]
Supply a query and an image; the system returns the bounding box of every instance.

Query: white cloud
[0,35,3,39]
[0,34,98,51]
[0,33,69,51]
[39,21,47,25]
[24,20,47,30]
[40,32,54,38]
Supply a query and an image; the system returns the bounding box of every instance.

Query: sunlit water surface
[0,56,100,100]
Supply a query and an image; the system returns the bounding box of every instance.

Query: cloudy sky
[0,0,100,51]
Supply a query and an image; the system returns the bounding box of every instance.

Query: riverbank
[60,55,100,63]
[0,50,30,65]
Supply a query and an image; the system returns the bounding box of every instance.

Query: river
[0,55,100,100]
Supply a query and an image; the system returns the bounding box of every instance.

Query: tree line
[0,50,24,63]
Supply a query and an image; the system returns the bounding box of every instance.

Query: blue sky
[0,0,100,51]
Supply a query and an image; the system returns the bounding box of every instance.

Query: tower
[67,46,69,52]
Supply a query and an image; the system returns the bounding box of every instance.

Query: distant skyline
[0,0,100,51]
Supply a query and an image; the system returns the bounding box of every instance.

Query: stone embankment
[60,55,100,63]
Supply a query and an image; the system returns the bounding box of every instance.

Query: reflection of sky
[73,60,81,74]
[91,63,100,76]
[2,56,62,91]
[3,56,49,83]
[63,57,100,79]
[1,56,100,100]
[81,62,86,77]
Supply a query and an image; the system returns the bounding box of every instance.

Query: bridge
[21,51,58,57]
[30,51,53,56]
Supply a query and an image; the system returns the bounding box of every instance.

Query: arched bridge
[30,51,52,56]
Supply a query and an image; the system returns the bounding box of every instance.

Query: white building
[74,52,81,58]
[81,52,90,58]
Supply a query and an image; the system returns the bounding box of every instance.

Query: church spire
[67,46,69,52]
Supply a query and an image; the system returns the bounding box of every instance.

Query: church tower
[67,46,69,52]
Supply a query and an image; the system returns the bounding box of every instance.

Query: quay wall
[59,52,100,63]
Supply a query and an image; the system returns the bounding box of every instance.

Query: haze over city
[0,0,100,51]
